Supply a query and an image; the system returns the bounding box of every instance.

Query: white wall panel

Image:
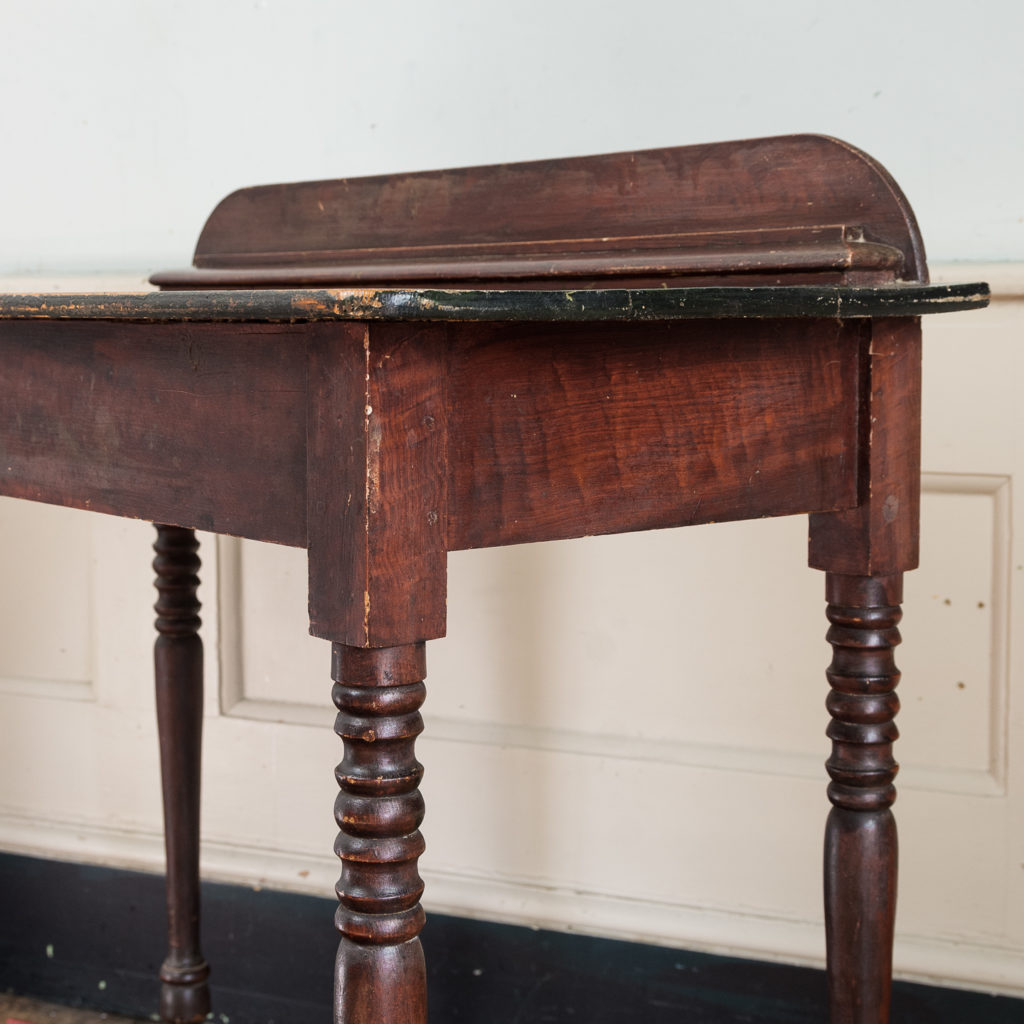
[0,499,93,698]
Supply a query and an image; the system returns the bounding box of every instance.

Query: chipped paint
[0,283,991,324]
[363,332,373,645]
[366,412,382,513]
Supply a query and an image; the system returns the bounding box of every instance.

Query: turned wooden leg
[153,525,210,1023]
[823,572,902,1024]
[332,642,427,1024]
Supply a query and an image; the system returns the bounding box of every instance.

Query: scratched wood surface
[0,315,866,580]
[810,317,924,575]
[0,283,989,322]
[0,320,307,543]
[153,135,931,288]
[306,322,448,647]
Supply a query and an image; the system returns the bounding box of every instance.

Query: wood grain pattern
[153,225,905,289]
[153,526,210,1024]
[306,323,447,647]
[165,135,927,287]
[446,319,861,550]
[0,320,307,545]
[808,318,923,575]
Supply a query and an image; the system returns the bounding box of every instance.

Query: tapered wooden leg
[332,642,427,1024]
[153,526,210,1023]
[823,572,902,1024]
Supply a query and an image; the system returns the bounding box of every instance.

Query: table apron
[0,318,863,556]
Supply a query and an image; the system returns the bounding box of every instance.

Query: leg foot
[159,957,211,1024]
[154,525,210,1023]
[335,938,426,1024]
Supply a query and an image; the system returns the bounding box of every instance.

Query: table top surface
[0,282,989,323]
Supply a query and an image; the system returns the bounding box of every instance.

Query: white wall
[1,0,1022,1000]
[0,0,1021,274]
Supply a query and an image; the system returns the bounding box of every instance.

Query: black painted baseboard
[1,853,1020,1023]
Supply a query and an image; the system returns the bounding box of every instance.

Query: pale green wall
[0,0,1020,270]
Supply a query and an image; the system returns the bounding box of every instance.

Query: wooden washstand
[0,135,989,1023]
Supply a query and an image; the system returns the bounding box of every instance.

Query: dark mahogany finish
[307,324,448,648]
[151,135,928,288]
[153,526,210,1023]
[823,573,902,1024]
[445,318,862,550]
[332,644,427,1024]
[0,136,989,1024]
[808,311,922,1021]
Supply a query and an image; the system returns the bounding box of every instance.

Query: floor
[0,994,146,1024]
[7,853,1024,1024]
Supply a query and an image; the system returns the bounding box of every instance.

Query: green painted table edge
[0,282,989,323]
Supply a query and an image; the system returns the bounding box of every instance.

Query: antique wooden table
[0,136,989,1023]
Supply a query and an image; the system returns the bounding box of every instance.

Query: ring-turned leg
[823,572,902,1024]
[153,525,210,1023]
[332,642,428,1024]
